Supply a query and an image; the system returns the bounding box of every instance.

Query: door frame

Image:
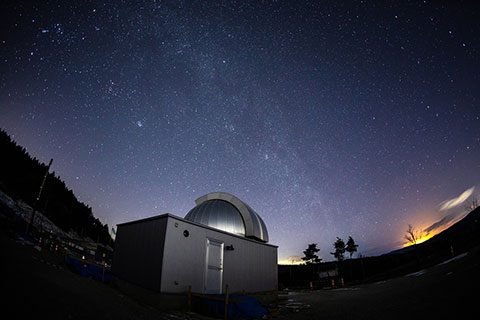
[204,238,224,293]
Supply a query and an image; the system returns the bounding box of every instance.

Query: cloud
[438,186,474,211]
[424,212,466,235]
[423,186,475,236]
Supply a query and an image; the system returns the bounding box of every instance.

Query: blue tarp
[65,256,111,283]
[203,294,268,319]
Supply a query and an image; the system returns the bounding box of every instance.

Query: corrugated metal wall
[112,216,168,291]
[161,216,278,294]
[223,235,278,293]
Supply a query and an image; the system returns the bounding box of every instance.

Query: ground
[3,222,479,319]
[2,227,201,320]
[277,249,479,319]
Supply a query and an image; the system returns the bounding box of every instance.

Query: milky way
[1,0,479,261]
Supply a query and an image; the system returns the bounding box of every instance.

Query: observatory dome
[185,192,269,243]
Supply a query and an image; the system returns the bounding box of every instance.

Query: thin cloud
[424,212,465,235]
[439,186,474,211]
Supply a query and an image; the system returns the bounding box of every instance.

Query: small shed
[112,192,278,295]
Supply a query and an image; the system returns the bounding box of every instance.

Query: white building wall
[160,215,277,294]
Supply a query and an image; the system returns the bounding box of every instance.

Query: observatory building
[112,192,278,296]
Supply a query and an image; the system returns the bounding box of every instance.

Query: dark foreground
[2,229,189,319]
[3,223,479,320]
[277,247,479,319]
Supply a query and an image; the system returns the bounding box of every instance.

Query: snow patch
[438,253,468,266]
[406,269,426,277]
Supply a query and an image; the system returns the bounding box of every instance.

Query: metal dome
[185,192,269,243]
[185,199,246,237]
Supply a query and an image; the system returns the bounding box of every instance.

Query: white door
[205,239,224,293]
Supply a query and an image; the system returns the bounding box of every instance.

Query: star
[0,0,478,261]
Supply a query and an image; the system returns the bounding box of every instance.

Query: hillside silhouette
[279,206,480,288]
[389,205,480,256]
[0,129,113,246]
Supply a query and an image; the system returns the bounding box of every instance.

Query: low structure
[112,192,278,296]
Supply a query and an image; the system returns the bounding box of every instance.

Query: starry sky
[1,0,479,262]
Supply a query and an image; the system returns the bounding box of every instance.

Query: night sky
[1,0,479,262]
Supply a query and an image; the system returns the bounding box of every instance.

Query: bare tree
[404,224,423,245]
[465,198,479,213]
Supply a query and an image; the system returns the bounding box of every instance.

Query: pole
[102,261,105,283]
[188,285,192,312]
[224,284,229,320]
[360,254,365,282]
[26,158,53,235]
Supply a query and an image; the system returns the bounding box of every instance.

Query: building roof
[117,213,277,248]
[184,192,269,243]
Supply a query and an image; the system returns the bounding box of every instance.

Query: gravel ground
[275,246,480,319]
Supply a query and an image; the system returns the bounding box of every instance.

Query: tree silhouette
[404,224,423,246]
[331,237,346,261]
[346,236,358,259]
[0,129,113,246]
[302,243,322,264]
[465,198,479,213]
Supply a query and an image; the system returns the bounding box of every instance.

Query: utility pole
[26,158,53,235]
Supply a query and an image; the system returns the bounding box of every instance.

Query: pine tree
[302,243,322,264]
[331,237,346,261]
[346,236,358,259]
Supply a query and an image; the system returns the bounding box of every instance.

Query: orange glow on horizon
[402,218,457,248]
[403,232,436,247]
[277,256,304,265]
